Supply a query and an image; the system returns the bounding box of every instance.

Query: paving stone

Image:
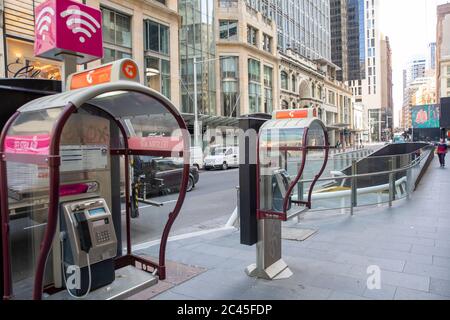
[433,256,450,268]
[429,278,450,298]
[307,273,367,296]
[412,245,450,258]
[347,265,430,292]
[328,291,368,300]
[404,261,450,281]
[153,290,197,300]
[362,284,397,300]
[394,287,448,300]
[334,252,405,272]
[364,248,432,265]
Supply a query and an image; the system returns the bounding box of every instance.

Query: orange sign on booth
[70,65,112,90]
[275,109,309,120]
[66,59,140,90]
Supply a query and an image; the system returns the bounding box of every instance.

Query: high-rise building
[330,0,348,81]
[429,42,437,70]
[267,0,331,61]
[341,0,393,142]
[436,3,450,103]
[380,36,394,135]
[405,58,427,85]
[346,0,365,82]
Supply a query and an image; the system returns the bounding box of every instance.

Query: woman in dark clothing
[437,139,448,167]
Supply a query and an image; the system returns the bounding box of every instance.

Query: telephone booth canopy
[257,114,329,222]
[0,76,190,299]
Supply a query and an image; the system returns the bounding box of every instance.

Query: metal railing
[291,145,435,216]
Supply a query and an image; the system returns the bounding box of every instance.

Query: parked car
[134,156,199,197]
[204,146,239,170]
[190,146,204,170]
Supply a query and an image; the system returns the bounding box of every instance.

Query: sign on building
[34,0,103,63]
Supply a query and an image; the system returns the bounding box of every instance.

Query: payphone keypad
[96,230,111,244]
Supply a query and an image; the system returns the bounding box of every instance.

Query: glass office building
[179,0,217,116]
[347,0,366,81]
[245,0,331,61]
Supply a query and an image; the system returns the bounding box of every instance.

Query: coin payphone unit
[244,110,329,280]
[60,198,117,297]
[0,58,191,300]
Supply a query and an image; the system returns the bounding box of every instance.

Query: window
[248,59,261,113]
[247,25,258,47]
[145,57,171,99]
[281,100,289,110]
[447,66,450,75]
[281,71,289,90]
[447,78,450,88]
[144,20,170,55]
[219,20,238,40]
[103,48,132,63]
[262,33,272,53]
[101,8,132,63]
[221,57,239,117]
[219,0,238,7]
[292,75,297,93]
[264,66,273,114]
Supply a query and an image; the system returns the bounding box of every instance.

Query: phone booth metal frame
[257,117,330,222]
[246,116,329,280]
[0,81,190,300]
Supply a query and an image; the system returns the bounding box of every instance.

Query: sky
[379,0,449,127]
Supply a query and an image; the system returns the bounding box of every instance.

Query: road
[125,168,239,247]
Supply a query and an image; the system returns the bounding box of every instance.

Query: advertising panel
[411,104,440,129]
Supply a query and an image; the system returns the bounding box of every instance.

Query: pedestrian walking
[437,139,448,167]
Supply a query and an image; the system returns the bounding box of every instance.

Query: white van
[190,146,204,170]
[204,146,239,170]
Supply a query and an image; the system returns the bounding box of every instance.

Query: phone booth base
[245,221,293,280]
[46,265,157,300]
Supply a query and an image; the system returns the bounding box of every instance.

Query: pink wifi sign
[34,0,103,64]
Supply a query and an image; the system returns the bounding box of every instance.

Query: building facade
[330,0,348,81]
[1,0,181,105]
[429,42,436,71]
[342,0,393,142]
[405,58,427,85]
[216,0,279,117]
[437,3,450,103]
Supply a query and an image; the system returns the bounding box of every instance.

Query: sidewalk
[138,156,450,300]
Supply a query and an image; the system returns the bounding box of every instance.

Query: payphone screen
[88,207,106,216]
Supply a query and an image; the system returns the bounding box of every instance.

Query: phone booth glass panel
[1,81,190,300]
[257,118,329,221]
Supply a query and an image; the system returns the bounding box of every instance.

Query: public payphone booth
[246,110,329,280]
[0,59,190,300]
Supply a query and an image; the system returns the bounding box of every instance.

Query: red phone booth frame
[0,81,190,300]
[256,117,330,222]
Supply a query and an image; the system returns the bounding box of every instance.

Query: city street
[126,168,239,246]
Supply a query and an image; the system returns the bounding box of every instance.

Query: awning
[182,113,240,128]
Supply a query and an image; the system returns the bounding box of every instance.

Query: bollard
[350,160,357,215]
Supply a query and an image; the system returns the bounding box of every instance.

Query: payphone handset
[271,169,292,212]
[62,198,117,268]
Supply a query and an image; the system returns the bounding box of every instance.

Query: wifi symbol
[36,6,55,41]
[60,5,101,44]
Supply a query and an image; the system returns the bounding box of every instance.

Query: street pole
[193,57,200,149]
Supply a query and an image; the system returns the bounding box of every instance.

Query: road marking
[121,200,177,213]
[130,226,236,252]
